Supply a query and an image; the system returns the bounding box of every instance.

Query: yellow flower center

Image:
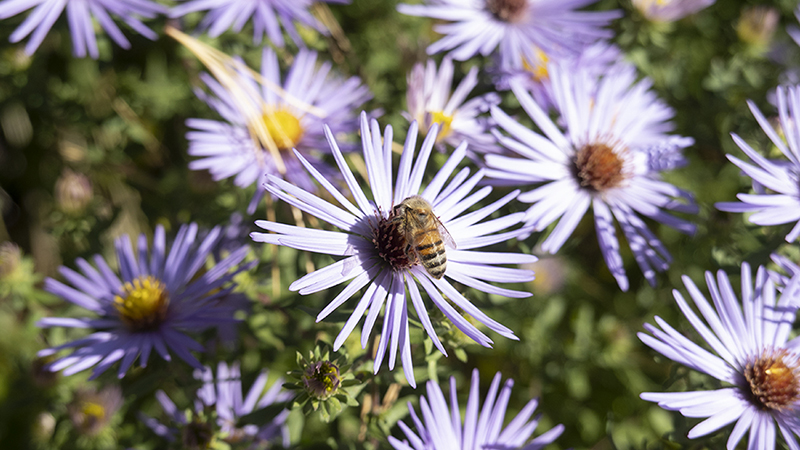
[744,349,800,412]
[81,401,106,422]
[262,109,304,151]
[113,276,170,331]
[429,110,454,141]
[522,48,549,81]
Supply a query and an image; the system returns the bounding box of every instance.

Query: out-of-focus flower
[285,344,359,422]
[143,361,291,447]
[68,385,123,437]
[484,63,697,291]
[55,169,93,215]
[303,361,341,400]
[185,47,370,205]
[0,0,167,58]
[639,263,800,449]
[0,241,23,281]
[251,112,536,386]
[404,56,500,155]
[37,223,252,378]
[389,369,564,450]
[490,41,623,111]
[736,6,779,53]
[397,0,620,71]
[632,0,715,23]
[170,0,349,47]
[717,86,800,243]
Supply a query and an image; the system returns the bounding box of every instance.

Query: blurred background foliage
[1,0,800,449]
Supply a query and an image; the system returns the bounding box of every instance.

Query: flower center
[182,416,216,450]
[113,276,170,331]
[486,0,528,22]
[81,401,106,422]
[743,350,800,412]
[303,361,342,400]
[574,143,625,192]
[262,109,303,151]
[522,48,550,81]
[373,214,413,271]
[429,110,454,140]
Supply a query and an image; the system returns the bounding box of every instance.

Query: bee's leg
[404,243,418,265]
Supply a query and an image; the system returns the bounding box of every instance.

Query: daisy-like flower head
[0,0,167,58]
[403,56,501,155]
[489,41,623,112]
[639,263,800,449]
[170,0,349,47]
[389,369,564,450]
[143,361,291,447]
[484,62,698,291]
[716,85,800,243]
[186,47,371,201]
[632,0,715,23]
[397,0,621,71]
[251,112,537,387]
[37,223,253,379]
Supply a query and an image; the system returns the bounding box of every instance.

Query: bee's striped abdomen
[414,231,447,279]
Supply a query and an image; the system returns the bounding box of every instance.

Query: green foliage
[2,0,800,449]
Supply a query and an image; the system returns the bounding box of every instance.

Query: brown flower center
[372,214,413,271]
[743,350,800,412]
[574,143,625,192]
[486,0,528,23]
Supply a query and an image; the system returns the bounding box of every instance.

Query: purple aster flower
[632,0,715,23]
[397,0,620,71]
[186,47,371,203]
[403,56,501,155]
[389,369,564,450]
[484,62,697,291]
[639,263,800,449]
[170,0,349,47]
[0,0,166,58]
[716,86,800,243]
[37,223,252,379]
[251,112,536,387]
[489,41,623,111]
[143,361,291,447]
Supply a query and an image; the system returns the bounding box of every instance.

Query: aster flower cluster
[14,0,800,449]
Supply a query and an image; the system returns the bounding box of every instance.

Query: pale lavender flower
[251,112,536,387]
[143,361,291,446]
[484,62,697,291]
[490,41,623,111]
[170,0,349,47]
[186,47,371,203]
[403,56,501,155]
[639,263,800,449]
[0,0,166,58]
[717,86,800,243]
[37,224,252,378]
[632,0,715,23]
[397,0,620,71]
[389,369,564,450]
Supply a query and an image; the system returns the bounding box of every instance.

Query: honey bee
[391,195,456,279]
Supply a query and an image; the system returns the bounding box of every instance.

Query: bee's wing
[434,215,456,249]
